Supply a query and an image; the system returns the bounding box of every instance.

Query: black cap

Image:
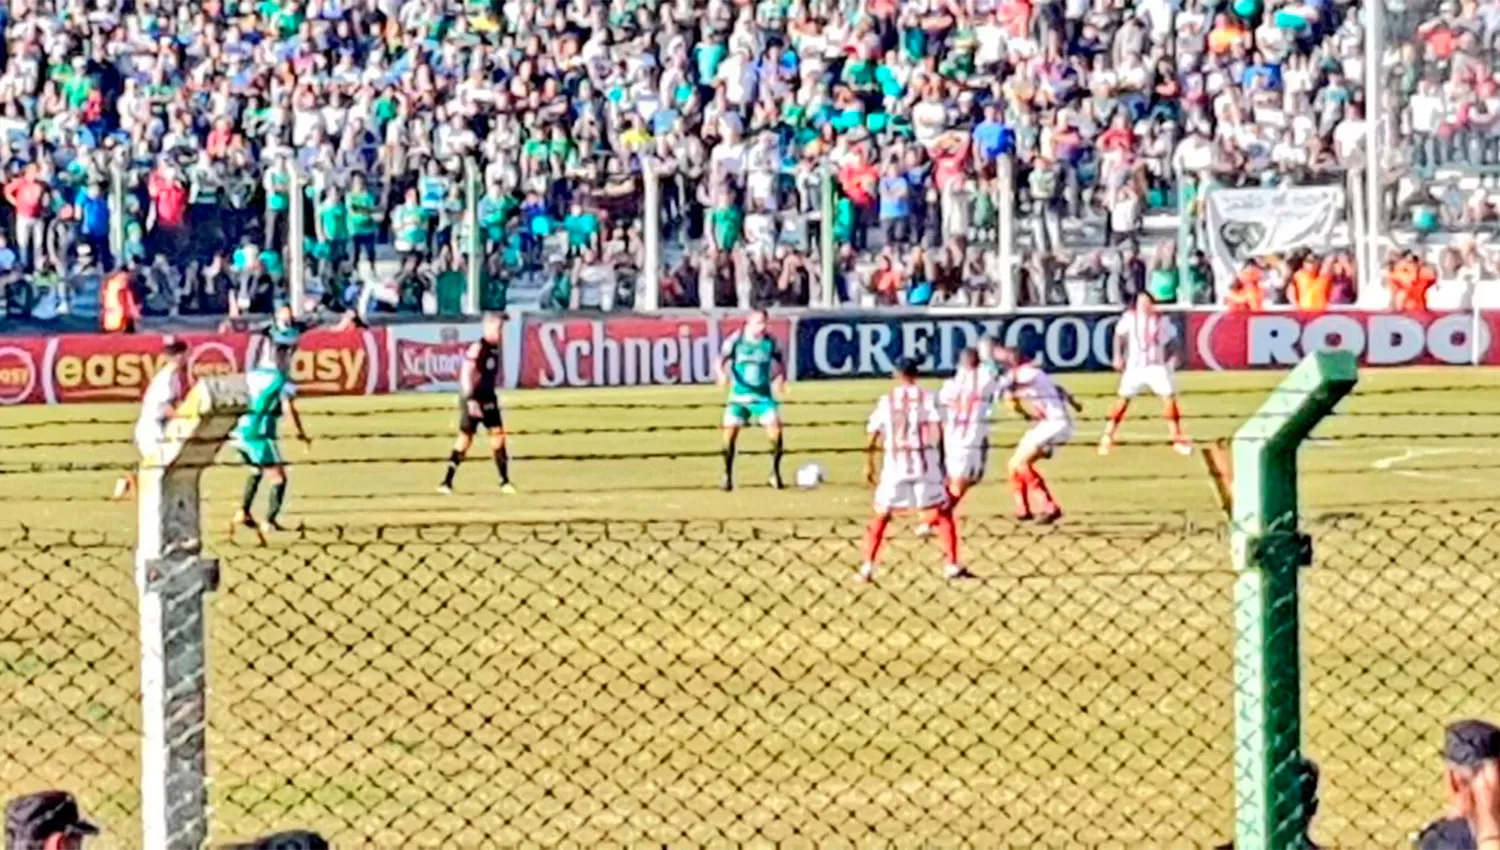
[220,830,329,850]
[1445,719,1500,767]
[895,357,921,379]
[163,337,188,356]
[5,791,99,847]
[1415,816,1476,850]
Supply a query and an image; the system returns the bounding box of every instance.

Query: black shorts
[458,396,503,435]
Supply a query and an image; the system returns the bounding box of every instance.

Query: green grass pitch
[1,368,1499,848]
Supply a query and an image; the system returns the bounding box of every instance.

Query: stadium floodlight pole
[464,158,481,315]
[136,375,249,850]
[641,160,661,312]
[1175,172,1193,306]
[1231,350,1357,850]
[287,159,306,318]
[997,153,1017,311]
[1363,0,1385,295]
[820,165,837,308]
[1347,168,1369,301]
[109,159,126,266]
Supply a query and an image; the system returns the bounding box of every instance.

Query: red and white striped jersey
[1115,309,1176,369]
[1006,363,1073,424]
[939,367,1003,447]
[867,384,944,481]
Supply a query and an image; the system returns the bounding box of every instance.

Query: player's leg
[1101,374,1140,455]
[721,404,747,491]
[858,509,893,583]
[1013,423,1067,523]
[264,461,290,530]
[488,425,515,493]
[1153,369,1192,455]
[760,402,785,489]
[235,447,266,528]
[920,474,970,579]
[440,400,479,493]
[858,479,901,582]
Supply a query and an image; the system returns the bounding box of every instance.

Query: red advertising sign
[0,327,386,404]
[48,333,243,403]
[1187,310,1498,370]
[519,315,794,389]
[0,337,50,405]
[277,327,384,396]
[388,322,522,392]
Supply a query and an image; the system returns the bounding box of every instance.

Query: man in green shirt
[346,173,379,275]
[263,152,292,252]
[392,187,428,274]
[716,309,787,490]
[314,187,349,278]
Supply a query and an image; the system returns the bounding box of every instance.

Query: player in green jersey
[231,306,311,539]
[716,309,787,490]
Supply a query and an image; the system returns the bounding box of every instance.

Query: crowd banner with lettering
[1187,310,1496,370]
[1203,185,1348,295]
[388,321,525,392]
[0,328,387,405]
[517,314,794,389]
[791,311,1153,380]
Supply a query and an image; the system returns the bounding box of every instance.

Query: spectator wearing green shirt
[263,151,292,253]
[392,187,428,277]
[562,202,599,258]
[346,174,380,276]
[314,187,349,279]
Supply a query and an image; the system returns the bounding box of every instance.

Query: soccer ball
[795,463,826,489]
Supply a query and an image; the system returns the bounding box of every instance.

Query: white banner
[1204,185,1348,296]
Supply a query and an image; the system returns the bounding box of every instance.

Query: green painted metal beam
[1232,350,1357,850]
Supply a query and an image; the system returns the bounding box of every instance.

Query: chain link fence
[0,511,1494,848]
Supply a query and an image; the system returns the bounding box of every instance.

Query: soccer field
[1,368,1499,848]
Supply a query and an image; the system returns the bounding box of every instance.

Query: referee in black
[438,311,515,494]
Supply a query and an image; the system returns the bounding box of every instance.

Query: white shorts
[874,475,949,513]
[1118,365,1177,398]
[944,441,988,483]
[135,429,168,468]
[1018,420,1074,458]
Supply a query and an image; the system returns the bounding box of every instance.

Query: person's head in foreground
[220,830,328,850]
[1416,719,1500,849]
[893,356,920,384]
[5,791,99,850]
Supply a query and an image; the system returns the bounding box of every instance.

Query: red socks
[1106,399,1129,439]
[1011,466,1058,515]
[862,513,891,564]
[932,506,960,565]
[1165,398,1184,440]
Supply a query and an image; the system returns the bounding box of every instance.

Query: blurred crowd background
[0,0,1496,326]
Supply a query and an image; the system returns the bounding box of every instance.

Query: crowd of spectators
[0,0,1485,321]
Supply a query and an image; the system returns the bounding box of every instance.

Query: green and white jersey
[236,366,296,442]
[720,331,782,403]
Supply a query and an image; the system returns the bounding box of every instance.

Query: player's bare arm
[1062,386,1084,414]
[1112,326,1127,372]
[461,345,482,417]
[284,397,311,446]
[864,432,881,488]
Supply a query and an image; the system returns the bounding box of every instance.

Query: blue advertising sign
[794,312,1176,380]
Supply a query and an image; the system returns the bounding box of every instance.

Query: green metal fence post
[1232,350,1358,850]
